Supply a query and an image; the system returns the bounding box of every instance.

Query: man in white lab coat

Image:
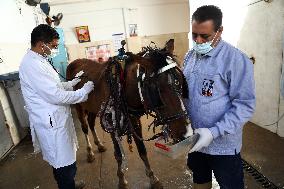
[19,24,93,189]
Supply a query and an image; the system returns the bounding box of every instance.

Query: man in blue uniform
[183,5,256,189]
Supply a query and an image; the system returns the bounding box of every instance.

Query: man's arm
[209,53,256,138]
[24,62,92,105]
[61,70,84,91]
[182,51,194,119]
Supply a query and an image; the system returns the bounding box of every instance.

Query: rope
[260,112,284,127]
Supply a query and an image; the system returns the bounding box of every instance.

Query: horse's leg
[131,116,163,189]
[75,105,95,162]
[110,133,129,189]
[87,112,107,152]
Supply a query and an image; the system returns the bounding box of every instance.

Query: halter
[136,56,188,142]
[98,46,189,143]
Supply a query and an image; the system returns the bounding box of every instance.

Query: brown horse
[66,39,188,189]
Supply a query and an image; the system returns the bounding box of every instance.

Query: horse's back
[66,59,107,80]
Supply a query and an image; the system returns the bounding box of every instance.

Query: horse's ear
[165,39,174,55]
[125,52,135,62]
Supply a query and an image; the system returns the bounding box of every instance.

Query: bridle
[96,50,189,143]
[135,55,188,142]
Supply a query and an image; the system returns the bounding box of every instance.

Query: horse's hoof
[87,153,95,163]
[118,182,129,189]
[98,145,107,153]
[151,181,163,189]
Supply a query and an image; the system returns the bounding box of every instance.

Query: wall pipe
[248,0,273,6]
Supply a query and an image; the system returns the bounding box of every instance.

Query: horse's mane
[130,44,176,73]
[67,40,177,80]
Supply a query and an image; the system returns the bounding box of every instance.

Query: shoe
[75,180,86,189]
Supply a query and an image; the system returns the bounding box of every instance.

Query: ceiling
[40,0,103,6]
[41,0,188,6]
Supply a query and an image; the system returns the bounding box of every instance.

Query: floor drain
[242,158,281,189]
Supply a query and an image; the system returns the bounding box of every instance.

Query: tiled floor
[0,114,283,189]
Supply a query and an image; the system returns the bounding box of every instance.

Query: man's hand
[70,77,81,87]
[189,128,213,153]
[82,81,94,94]
[70,70,85,87]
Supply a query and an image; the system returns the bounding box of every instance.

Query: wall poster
[112,33,125,53]
[85,44,111,62]
[75,26,91,43]
[129,24,138,37]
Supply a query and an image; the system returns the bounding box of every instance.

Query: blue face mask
[192,31,219,55]
[192,40,213,55]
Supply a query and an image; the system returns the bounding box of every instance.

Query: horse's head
[125,39,189,142]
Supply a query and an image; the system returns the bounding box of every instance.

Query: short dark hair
[192,5,223,32]
[31,24,59,47]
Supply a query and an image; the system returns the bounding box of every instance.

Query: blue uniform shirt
[183,40,256,155]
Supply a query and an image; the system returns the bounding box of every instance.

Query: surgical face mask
[192,41,213,55]
[42,44,59,59]
[192,31,219,55]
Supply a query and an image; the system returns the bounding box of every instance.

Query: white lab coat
[19,50,88,168]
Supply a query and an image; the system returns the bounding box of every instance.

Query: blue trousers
[53,162,77,189]
[187,152,244,189]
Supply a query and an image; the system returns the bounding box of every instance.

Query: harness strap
[130,121,164,142]
[157,63,177,74]
[137,64,145,102]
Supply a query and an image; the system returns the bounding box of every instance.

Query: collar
[28,49,47,62]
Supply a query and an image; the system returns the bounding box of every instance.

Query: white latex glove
[62,70,84,90]
[71,70,85,86]
[81,81,94,94]
[69,77,81,87]
[189,128,213,153]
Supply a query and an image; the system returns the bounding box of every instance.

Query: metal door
[0,101,13,159]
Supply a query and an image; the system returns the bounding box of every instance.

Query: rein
[132,56,188,142]
[97,55,187,143]
[79,47,188,144]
